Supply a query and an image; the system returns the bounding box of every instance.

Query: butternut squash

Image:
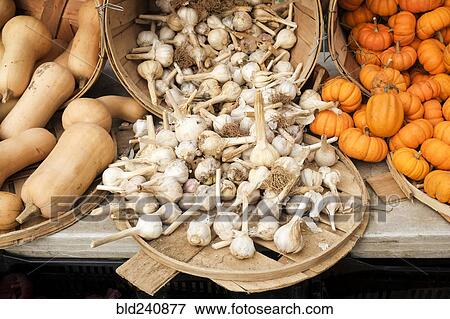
[62,98,112,131]
[0,98,17,122]
[0,0,15,29]
[0,34,4,62]
[68,0,100,88]
[0,62,75,139]
[0,128,56,188]
[17,123,116,223]
[0,192,23,231]
[0,16,52,103]
[54,40,73,68]
[36,39,68,68]
[97,95,148,122]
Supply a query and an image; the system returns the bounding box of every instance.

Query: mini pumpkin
[396,92,425,121]
[392,148,430,181]
[417,39,447,74]
[443,98,450,120]
[355,48,381,66]
[371,66,408,94]
[389,119,434,151]
[343,5,375,28]
[353,105,367,130]
[321,78,362,112]
[438,27,450,44]
[416,7,450,40]
[359,64,382,90]
[348,23,367,50]
[421,138,450,170]
[398,0,444,13]
[444,44,450,71]
[388,11,416,46]
[410,70,430,84]
[380,42,417,71]
[409,37,423,51]
[366,0,398,16]
[434,121,450,144]
[338,127,388,162]
[357,18,393,51]
[310,110,354,138]
[431,73,450,101]
[338,0,364,11]
[407,79,441,102]
[424,170,450,203]
[402,72,411,87]
[423,99,444,126]
[366,92,404,138]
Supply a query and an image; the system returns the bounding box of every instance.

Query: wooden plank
[116,250,178,296]
[41,0,70,38]
[366,172,408,203]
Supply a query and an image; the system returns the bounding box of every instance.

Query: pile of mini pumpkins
[309,0,450,204]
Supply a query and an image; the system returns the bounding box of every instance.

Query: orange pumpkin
[423,99,444,126]
[389,119,434,151]
[392,148,430,181]
[424,170,450,203]
[338,127,388,162]
[443,98,450,120]
[338,0,364,11]
[366,0,398,16]
[410,69,430,84]
[417,39,447,74]
[402,72,411,87]
[396,92,425,121]
[380,42,417,71]
[366,92,404,138]
[431,73,450,100]
[407,79,441,102]
[433,121,450,144]
[371,67,408,94]
[357,18,393,51]
[348,23,367,50]
[353,105,367,129]
[310,110,354,138]
[444,44,450,71]
[388,11,416,46]
[355,48,381,65]
[342,5,374,28]
[409,37,423,51]
[398,0,444,13]
[438,27,450,44]
[421,138,450,170]
[416,7,450,40]
[321,78,362,113]
[359,64,382,90]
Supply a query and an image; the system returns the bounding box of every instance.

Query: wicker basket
[104,0,324,117]
[327,0,370,95]
[15,0,107,106]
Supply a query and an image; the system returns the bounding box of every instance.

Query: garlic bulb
[164,159,189,184]
[227,162,249,184]
[198,131,255,159]
[133,119,148,137]
[165,33,188,47]
[249,122,275,143]
[314,136,338,167]
[273,61,294,73]
[285,195,312,216]
[159,26,175,41]
[197,79,221,99]
[145,146,176,172]
[233,12,252,31]
[155,0,171,13]
[239,116,254,133]
[273,214,304,254]
[183,63,231,83]
[319,166,341,195]
[194,157,220,185]
[242,62,261,83]
[249,49,266,63]
[181,82,196,96]
[213,211,241,241]
[271,135,293,157]
[195,22,210,36]
[249,216,279,241]
[273,157,301,176]
[322,192,340,231]
[154,203,182,225]
[183,178,200,193]
[137,60,164,106]
[194,81,242,111]
[102,166,156,187]
[208,29,230,51]
[174,115,207,142]
[231,67,245,85]
[175,140,200,163]
[230,52,248,66]
[221,179,237,200]
[177,7,200,48]
[229,199,255,259]
[207,15,225,29]
[304,190,324,219]
[301,168,322,187]
[137,30,158,47]
[193,184,216,211]
[139,176,183,204]
[187,214,212,246]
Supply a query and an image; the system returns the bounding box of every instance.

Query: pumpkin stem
[395,41,401,54]
[416,150,422,160]
[437,31,444,44]
[372,17,378,32]
[384,58,393,69]
[16,204,40,224]
[363,126,371,136]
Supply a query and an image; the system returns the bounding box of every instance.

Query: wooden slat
[366,172,408,203]
[41,0,70,38]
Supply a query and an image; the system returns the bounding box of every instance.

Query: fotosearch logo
[47,192,390,224]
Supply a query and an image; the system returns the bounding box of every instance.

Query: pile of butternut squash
[0,0,149,231]
[315,0,450,204]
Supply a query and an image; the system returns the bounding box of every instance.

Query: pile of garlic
[91,85,355,260]
[128,0,333,115]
